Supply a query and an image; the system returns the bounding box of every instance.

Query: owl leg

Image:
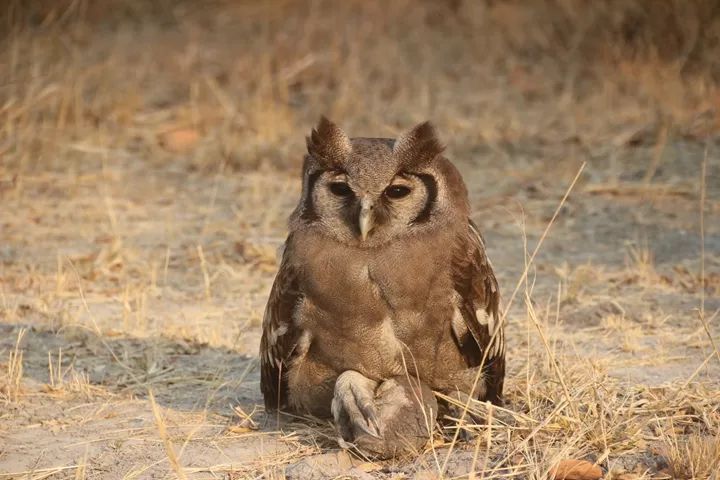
[331,370,382,441]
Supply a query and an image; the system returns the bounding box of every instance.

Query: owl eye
[329,182,353,197]
[384,185,411,199]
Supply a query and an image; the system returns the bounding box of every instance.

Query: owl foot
[333,372,438,459]
[332,370,383,440]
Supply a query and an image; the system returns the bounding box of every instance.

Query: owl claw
[367,413,383,438]
[360,410,383,439]
[356,399,383,438]
[356,416,382,439]
[332,370,384,442]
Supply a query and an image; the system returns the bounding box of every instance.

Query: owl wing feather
[260,236,302,411]
[451,220,505,404]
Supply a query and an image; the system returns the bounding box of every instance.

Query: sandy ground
[1,1,720,479]
[1,138,718,478]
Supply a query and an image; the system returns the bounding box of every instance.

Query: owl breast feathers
[259,117,504,419]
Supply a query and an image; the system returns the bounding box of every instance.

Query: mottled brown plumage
[259,117,504,455]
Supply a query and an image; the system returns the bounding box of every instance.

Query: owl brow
[326,168,348,181]
[394,172,413,182]
[328,167,347,176]
[409,172,438,224]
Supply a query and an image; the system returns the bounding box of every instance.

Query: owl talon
[367,413,383,438]
[357,417,382,439]
[332,370,383,442]
[357,401,383,437]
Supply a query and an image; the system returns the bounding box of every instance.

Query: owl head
[290,117,469,248]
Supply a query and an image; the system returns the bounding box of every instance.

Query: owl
[259,117,504,449]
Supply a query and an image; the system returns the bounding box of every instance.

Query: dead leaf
[230,405,258,433]
[550,459,602,480]
[158,127,200,152]
[225,424,254,435]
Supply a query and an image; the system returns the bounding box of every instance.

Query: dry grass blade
[0,465,82,480]
[696,151,720,366]
[584,183,695,198]
[197,244,212,300]
[525,293,579,418]
[148,390,188,480]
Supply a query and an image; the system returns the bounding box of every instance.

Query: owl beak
[359,198,374,241]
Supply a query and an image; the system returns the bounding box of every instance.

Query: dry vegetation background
[1,0,720,478]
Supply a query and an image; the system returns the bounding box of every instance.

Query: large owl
[260,118,504,450]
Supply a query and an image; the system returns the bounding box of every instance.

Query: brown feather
[393,121,445,169]
[451,219,505,404]
[259,237,303,411]
[305,116,352,168]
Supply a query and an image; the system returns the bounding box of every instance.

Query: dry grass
[2,0,720,174]
[149,389,188,480]
[661,434,720,479]
[1,328,26,404]
[1,0,719,478]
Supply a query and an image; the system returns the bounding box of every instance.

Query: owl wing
[451,220,505,404]
[259,237,302,411]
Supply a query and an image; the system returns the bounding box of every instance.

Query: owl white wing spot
[451,306,469,343]
[486,310,505,357]
[450,292,470,345]
[475,308,491,327]
[294,330,312,360]
[285,330,312,371]
[269,323,288,344]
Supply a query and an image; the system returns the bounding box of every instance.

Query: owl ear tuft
[306,116,352,168]
[393,121,445,168]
